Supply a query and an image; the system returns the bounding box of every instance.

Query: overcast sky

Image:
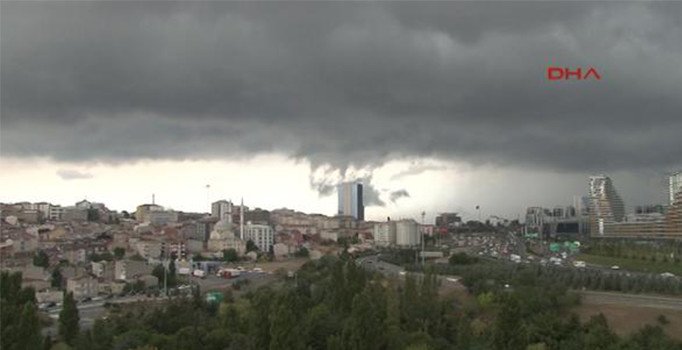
[1,2,681,222]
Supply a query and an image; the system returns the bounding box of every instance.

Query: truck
[192,269,206,278]
[217,268,240,279]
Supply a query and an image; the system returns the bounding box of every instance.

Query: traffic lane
[359,254,465,290]
[193,271,272,291]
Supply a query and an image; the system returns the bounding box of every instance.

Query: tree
[87,208,100,222]
[113,247,126,260]
[295,247,310,258]
[246,240,258,253]
[152,264,165,288]
[34,249,50,268]
[17,302,43,349]
[223,249,239,262]
[59,292,80,345]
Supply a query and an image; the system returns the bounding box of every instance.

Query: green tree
[87,208,100,222]
[223,248,239,262]
[51,268,64,289]
[269,292,305,350]
[113,247,126,260]
[17,302,43,349]
[345,284,387,350]
[295,247,310,258]
[492,295,527,350]
[33,249,50,268]
[59,292,80,345]
[246,240,258,253]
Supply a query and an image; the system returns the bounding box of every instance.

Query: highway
[358,253,682,310]
[42,294,159,336]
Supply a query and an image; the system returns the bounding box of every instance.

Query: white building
[245,223,274,252]
[373,221,396,246]
[48,205,65,221]
[395,219,420,247]
[670,171,682,205]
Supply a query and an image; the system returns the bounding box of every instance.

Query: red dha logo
[547,66,601,81]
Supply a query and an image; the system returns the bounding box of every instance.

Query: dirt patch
[257,258,309,272]
[574,303,682,341]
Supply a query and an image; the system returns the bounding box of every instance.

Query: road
[42,294,159,336]
[357,254,466,292]
[359,254,682,310]
[580,290,682,311]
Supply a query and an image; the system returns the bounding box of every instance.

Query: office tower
[337,182,364,220]
[589,175,625,235]
[670,171,682,205]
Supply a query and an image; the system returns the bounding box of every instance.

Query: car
[611,265,620,270]
[399,271,406,276]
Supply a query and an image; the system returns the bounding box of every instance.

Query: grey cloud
[391,163,447,181]
[390,189,410,203]
[56,169,93,180]
[1,2,681,176]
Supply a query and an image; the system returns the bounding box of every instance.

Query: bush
[449,252,479,265]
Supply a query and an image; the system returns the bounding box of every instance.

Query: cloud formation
[2,2,681,176]
[56,169,93,180]
[389,189,411,203]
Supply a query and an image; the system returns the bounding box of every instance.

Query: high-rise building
[211,200,233,222]
[589,175,625,235]
[337,182,364,220]
[670,171,682,205]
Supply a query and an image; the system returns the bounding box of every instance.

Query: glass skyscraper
[337,182,364,220]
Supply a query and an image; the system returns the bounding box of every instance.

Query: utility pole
[163,252,168,297]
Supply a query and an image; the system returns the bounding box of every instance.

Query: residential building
[373,221,396,246]
[91,261,114,281]
[67,275,99,300]
[48,206,65,221]
[244,223,274,251]
[211,200,233,222]
[62,207,88,221]
[135,204,177,225]
[114,260,153,281]
[337,182,364,220]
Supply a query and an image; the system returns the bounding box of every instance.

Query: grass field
[578,254,682,275]
[574,303,682,341]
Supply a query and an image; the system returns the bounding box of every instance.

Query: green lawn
[578,254,682,275]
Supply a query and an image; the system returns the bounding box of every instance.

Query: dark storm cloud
[2,1,681,175]
[390,189,411,203]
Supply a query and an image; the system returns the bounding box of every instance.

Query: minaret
[240,197,245,240]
